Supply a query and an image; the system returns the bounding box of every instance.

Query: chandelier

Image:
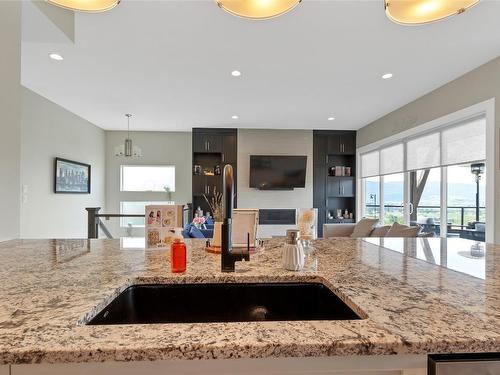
[114,114,142,158]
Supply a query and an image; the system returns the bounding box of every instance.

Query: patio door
[382,173,406,225]
[359,114,488,241]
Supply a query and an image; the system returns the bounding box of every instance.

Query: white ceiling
[21,0,500,132]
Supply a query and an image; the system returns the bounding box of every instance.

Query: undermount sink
[87,282,362,325]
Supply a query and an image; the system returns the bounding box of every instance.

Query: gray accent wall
[20,88,106,238]
[357,55,500,242]
[237,129,313,237]
[0,2,22,241]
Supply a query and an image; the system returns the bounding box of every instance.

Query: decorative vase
[212,221,223,248]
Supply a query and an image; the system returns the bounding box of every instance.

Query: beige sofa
[323,222,429,238]
[323,223,359,238]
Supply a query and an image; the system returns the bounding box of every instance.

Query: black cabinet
[313,136,327,165]
[222,134,237,163]
[192,129,237,217]
[193,175,222,197]
[340,133,356,155]
[313,164,326,207]
[193,133,223,153]
[192,175,206,196]
[313,130,356,237]
[327,177,354,197]
[327,133,356,155]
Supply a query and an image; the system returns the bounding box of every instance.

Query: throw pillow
[386,222,421,237]
[370,225,391,237]
[189,225,205,238]
[350,218,379,238]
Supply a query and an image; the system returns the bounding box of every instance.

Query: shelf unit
[313,130,357,237]
[192,128,237,218]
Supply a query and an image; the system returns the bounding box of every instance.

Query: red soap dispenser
[171,238,186,273]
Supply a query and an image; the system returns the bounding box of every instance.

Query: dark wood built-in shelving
[192,128,237,218]
[313,130,356,237]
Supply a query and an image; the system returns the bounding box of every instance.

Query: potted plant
[204,188,223,248]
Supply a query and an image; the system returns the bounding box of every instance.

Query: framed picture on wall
[54,157,91,194]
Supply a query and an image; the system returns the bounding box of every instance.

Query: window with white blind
[380,143,404,176]
[359,114,487,240]
[441,117,486,166]
[360,116,486,178]
[406,132,440,171]
[361,151,379,178]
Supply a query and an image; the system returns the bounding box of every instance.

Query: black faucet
[221,164,250,272]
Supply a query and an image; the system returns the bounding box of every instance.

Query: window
[383,173,405,225]
[410,167,441,235]
[363,176,380,219]
[447,164,486,229]
[120,201,174,227]
[359,115,487,240]
[120,165,175,192]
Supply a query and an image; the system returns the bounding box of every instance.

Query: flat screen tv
[249,155,307,190]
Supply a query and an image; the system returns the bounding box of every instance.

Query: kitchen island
[0,237,498,374]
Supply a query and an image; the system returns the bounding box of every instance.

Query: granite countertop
[0,237,498,364]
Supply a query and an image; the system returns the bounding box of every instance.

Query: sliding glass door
[359,115,487,241]
[410,167,441,236]
[382,173,405,225]
[363,176,380,219]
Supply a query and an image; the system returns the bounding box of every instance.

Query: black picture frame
[54,157,91,194]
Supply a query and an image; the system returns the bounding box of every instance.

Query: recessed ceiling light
[231,70,241,77]
[382,73,393,79]
[328,117,335,121]
[232,115,239,120]
[49,53,64,61]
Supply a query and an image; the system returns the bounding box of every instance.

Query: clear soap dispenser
[282,229,304,271]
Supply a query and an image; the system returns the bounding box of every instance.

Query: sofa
[323,221,428,238]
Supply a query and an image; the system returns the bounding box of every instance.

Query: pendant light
[384,0,479,25]
[216,0,301,20]
[46,0,120,12]
[114,114,142,158]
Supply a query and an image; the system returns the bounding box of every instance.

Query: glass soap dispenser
[282,229,304,271]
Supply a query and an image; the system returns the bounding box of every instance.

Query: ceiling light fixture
[114,114,142,158]
[46,0,120,12]
[382,73,393,79]
[328,117,335,121]
[232,115,239,119]
[216,0,302,20]
[231,70,242,77]
[384,0,479,25]
[49,53,64,61]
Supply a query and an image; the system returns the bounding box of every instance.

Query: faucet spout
[221,165,249,272]
[223,163,234,223]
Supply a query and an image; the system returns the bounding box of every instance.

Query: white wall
[20,88,106,238]
[0,2,22,241]
[357,56,500,243]
[237,129,313,237]
[105,131,192,237]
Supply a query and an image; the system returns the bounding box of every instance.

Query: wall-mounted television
[249,155,307,190]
